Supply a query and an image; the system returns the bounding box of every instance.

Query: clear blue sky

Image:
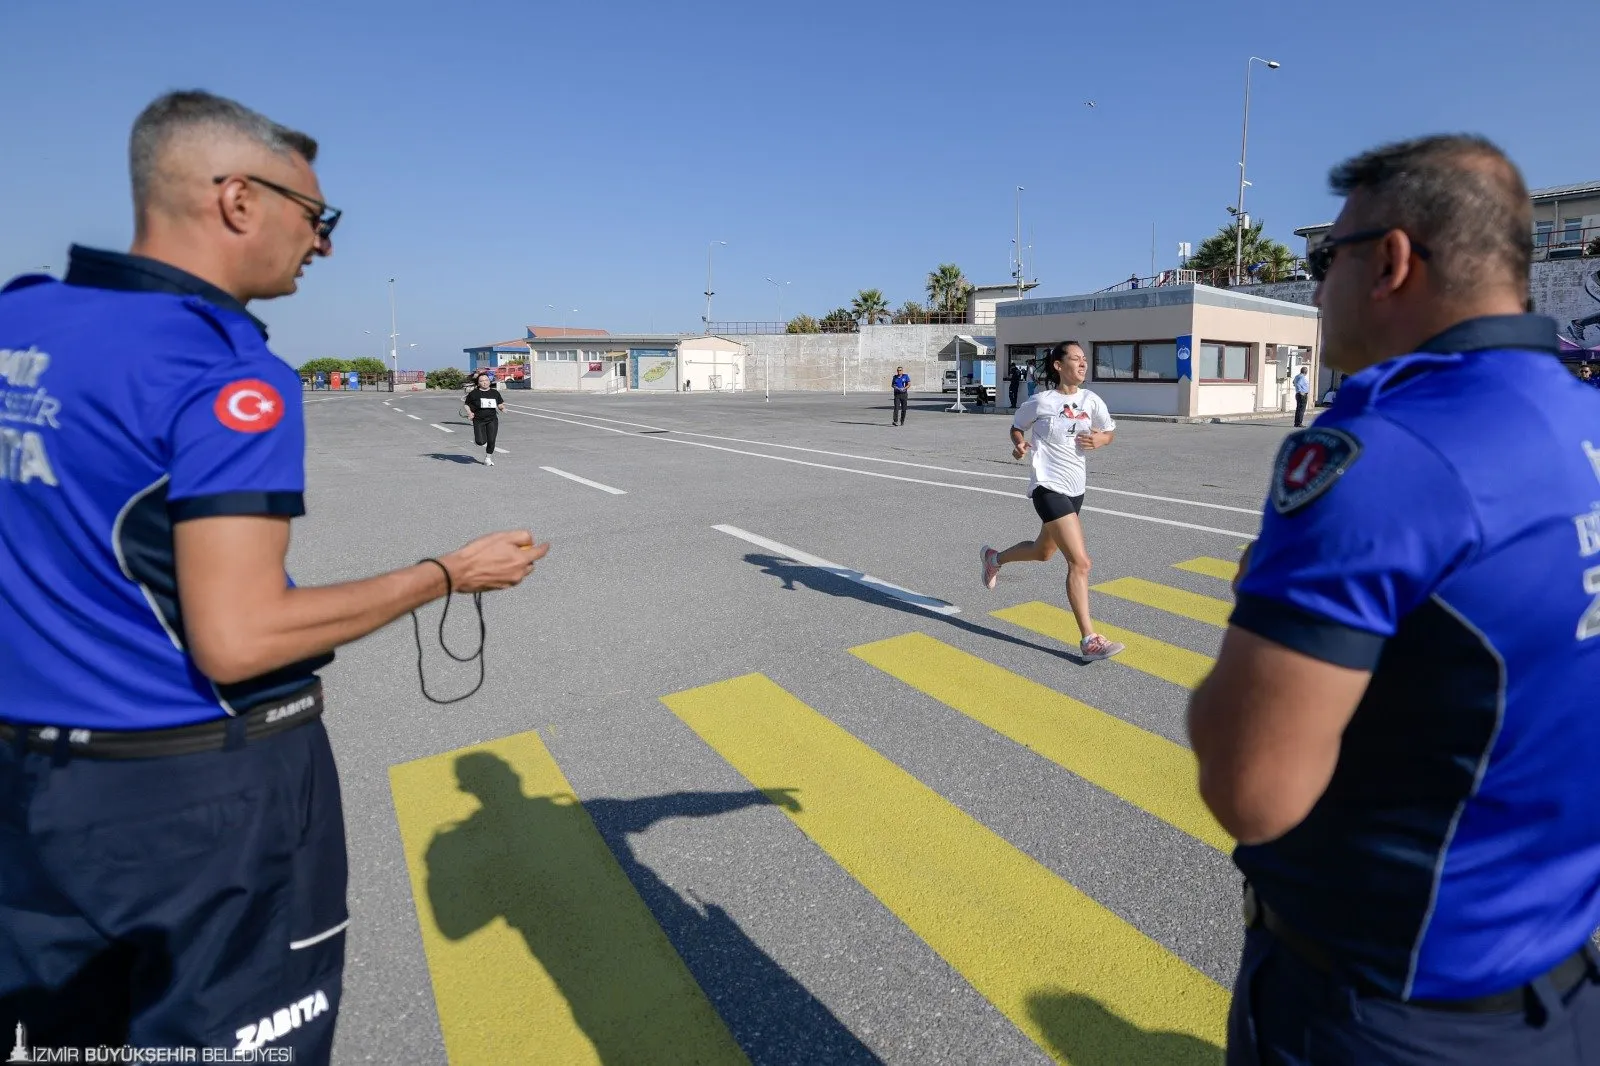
[4,0,1596,369]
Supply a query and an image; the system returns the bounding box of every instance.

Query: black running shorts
[1031,486,1085,524]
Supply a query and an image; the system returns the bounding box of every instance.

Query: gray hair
[1327,134,1532,297]
[130,90,318,213]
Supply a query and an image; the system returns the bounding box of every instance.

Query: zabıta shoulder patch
[1270,426,1363,516]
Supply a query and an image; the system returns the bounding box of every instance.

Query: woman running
[464,371,505,465]
[981,340,1124,661]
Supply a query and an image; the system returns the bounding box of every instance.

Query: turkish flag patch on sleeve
[1270,426,1363,516]
[214,379,286,433]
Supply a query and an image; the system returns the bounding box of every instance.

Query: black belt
[1244,883,1595,1014]
[0,682,324,760]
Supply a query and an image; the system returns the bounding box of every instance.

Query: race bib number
[479,398,498,409]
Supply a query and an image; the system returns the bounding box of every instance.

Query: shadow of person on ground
[425,752,880,1064]
[742,553,1087,666]
[1028,991,1224,1066]
[422,453,479,464]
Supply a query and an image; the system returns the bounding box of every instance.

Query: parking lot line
[389,731,747,1066]
[714,524,960,616]
[430,424,454,434]
[662,672,1229,1063]
[850,633,1229,852]
[541,467,626,494]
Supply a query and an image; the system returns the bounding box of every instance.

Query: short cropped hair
[130,90,318,213]
[1328,134,1532,296]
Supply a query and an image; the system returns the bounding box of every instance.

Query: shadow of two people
[425,751,880,1063]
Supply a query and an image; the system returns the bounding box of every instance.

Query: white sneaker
[1079,633,1125,660]
[980,546,1001,590]
[485,455,494,466]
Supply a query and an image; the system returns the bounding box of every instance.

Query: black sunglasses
[1307,228,1431,283]
[212,174,342,240]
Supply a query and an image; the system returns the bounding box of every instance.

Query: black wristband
[419,557,452,596]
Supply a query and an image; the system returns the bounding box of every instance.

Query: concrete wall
[1093,382,1181,416]
[730,325,976,394]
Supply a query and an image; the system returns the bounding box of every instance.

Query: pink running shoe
[981,546,1001,589]
[1079,633,1125,661]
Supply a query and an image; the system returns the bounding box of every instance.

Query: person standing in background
[890,366,910,426]
[1292,365,1311,426]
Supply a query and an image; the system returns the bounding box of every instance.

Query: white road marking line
[392,407,405,412]
[714,524,961,616]
[505,408,1257,540]
[490,446,508,454]
[540,466,626,494]
[504,403,1259,515]
[407,414,422,420]
[382,400,391,405]
[430,424,454,433]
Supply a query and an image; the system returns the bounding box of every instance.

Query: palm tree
[1184,220,1296,285]
[925,263,972,314]
[851,288,891,326]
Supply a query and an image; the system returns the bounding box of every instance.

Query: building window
[1535,221,1553,248]
[1092,341,1178,382]
[1199,342,1252,382]
[1563,218,1584,245]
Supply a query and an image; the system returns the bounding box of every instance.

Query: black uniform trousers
[0,718,348,1061]
[1294,392,1308,426]
[473,415,499,453]
[1229,924,1600,1065]
[892,390,908,424]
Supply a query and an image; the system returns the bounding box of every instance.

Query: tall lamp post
[1014,186,1026,298]
[388,278,399,375]
[1234,56,1280,285]
[763,277,789,403]
[703,240,726,334]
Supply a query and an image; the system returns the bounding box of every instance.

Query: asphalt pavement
[287,387,1302,1065]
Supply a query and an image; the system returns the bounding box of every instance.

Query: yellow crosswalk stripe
[662,673,1228,1064]
[1173,557,1239,582]
[851,632,1229,852]
[389,731,748,1066]
[1093,577,1233,628]
[994,602,1217,691]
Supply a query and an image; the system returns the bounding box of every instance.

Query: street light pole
[703,240,726,334]
[763,277,789,403]
[1015,186,1025,298]
[1235,57,1280,285]
[388,278,398,375]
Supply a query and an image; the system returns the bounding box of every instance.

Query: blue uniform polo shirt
[0,246,330,730]
[1233,314,1600,1000]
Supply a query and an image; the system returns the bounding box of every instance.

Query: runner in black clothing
[465,371,505,465]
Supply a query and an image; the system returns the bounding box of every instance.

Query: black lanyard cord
[411,558,487,704]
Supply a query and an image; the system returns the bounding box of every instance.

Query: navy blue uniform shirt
[1232,314,1600,1000]
[0,246,329,730]
[892,373,910,392]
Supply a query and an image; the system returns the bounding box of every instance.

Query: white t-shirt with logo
[1012,387,1115,497]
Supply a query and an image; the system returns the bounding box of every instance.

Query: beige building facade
[994,285,1320,418]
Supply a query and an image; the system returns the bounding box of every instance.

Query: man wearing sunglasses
[1189,134,1600,1064]
[0,91,544,1060]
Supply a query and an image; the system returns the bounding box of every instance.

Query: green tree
[299,357,352,376]
[350,357,389,378]
[850,288,891,326]
[786,314,821,334]
[1185,219,1297,283]
[426,367,468,390]
[925,263,972,314]
[819,308,858,334]
[892,300,926,325]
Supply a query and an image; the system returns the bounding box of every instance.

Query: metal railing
[709,308,996,336]
[1533,223,1600,260]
